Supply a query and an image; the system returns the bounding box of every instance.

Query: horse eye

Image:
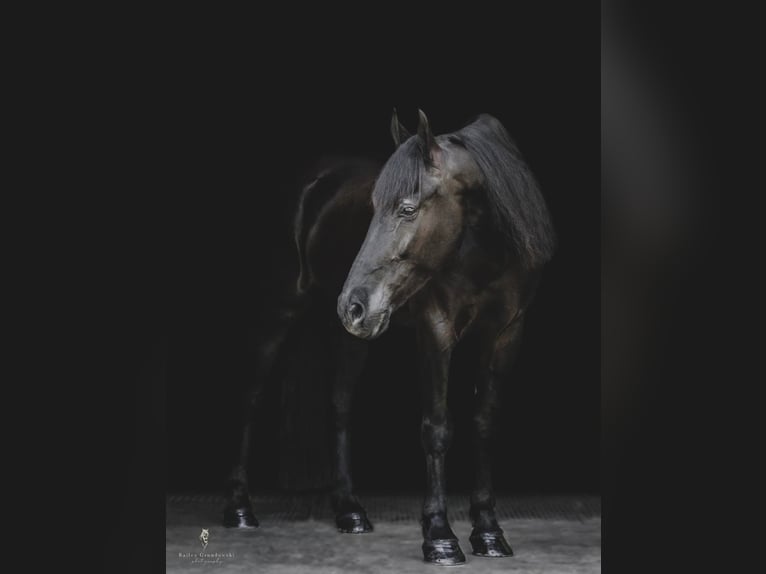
[399,204,418,217]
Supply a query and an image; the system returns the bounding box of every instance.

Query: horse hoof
[422,538,466,565]
[336,511,373,533]
[469,529,513,557]
[223,506,259,528]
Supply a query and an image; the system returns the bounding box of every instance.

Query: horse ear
[417,109,440,165]
[417,109,433,148]
[390,108,411,147]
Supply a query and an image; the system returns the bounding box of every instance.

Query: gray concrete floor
[167,496,600,573]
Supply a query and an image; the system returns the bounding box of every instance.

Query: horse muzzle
[337,288,391,340]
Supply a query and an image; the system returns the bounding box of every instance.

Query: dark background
[36,4,762,573]
[155,51,600,495]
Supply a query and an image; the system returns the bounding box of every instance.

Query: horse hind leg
[222,371,268,528]
[330,332,373,533]
[222,348,274,528]
[223,304,305,528]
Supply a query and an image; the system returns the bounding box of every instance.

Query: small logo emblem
[199,528,209,550]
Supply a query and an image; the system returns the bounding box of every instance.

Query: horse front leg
[331,331,373,533]
[417,320,465,565]
[468,318,524,557]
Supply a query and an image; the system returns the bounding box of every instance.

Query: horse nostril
[349,302,364,321]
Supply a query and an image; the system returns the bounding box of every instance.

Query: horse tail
[271,161,349,492]
[293,165,344,296]
[275,301,339,491]
[272,157,381,491]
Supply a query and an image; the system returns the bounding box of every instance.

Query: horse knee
[473,404,499,440]
[421,416,453,454]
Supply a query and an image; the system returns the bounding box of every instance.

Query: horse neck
[446,192,520,286]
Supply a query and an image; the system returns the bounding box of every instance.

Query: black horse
[224,110,556,566]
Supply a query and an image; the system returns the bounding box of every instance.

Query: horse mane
[454,114,556,269]
[372,137,423,210]
[373,114,556,269]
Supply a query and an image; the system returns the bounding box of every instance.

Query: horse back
[294,157,379,299]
